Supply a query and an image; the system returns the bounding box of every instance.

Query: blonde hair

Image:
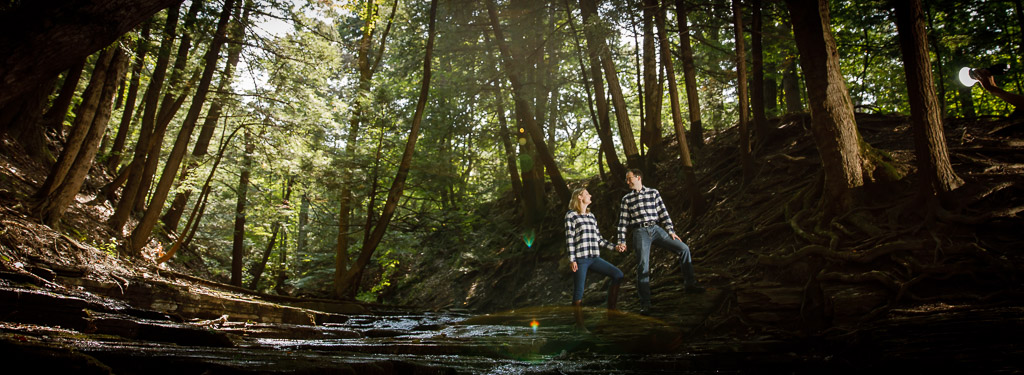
[568,188,589,214]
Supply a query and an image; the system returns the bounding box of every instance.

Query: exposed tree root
[758,239,928,267]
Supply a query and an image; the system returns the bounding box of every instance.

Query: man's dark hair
[628,168,643,178]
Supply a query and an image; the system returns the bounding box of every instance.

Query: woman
[564,187,624,332]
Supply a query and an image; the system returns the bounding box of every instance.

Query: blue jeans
[572,257,623,302]
[631,225,697,307]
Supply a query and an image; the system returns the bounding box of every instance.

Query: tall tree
[642,0,666,165]
[785,0,864,218]
[41,59,87,138]
[163,0,252,231]
[128,0,237,256]
[503,0,548,226]
[733,0,754,181]
[250,177,293,290]
[580,0,641,168]
[657,0,706,216]
[563,0,625,180]
[0,77,55,163]
[131,0,205,215]
[231,129,253,286]
[487,0,571,204]
[33,45,129,227]
[495,89,524,204]
[34,49,115,203]
[892,0,964,197]
[157,122,246,264]
[106,21,152,170]
[108,3,182,231]
[675,0,704,148]
[751,0,770,141]
[334,0,399,298]
[782,58,803,113]
[336,0,438,298]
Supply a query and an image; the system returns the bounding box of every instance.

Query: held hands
[616,243,626,252]
[571,261,578,272]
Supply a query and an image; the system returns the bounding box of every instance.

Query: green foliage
[97,240,119,259]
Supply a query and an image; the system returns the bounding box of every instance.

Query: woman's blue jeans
[572,257,623,302]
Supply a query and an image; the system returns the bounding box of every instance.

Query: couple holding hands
[564,169,704,330]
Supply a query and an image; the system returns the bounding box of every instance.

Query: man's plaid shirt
[616,186,674,244]
[565,210,615,263]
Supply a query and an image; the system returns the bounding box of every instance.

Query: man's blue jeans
[572,257,623,302]
[631,225,697,307]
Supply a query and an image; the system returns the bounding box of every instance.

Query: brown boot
[573,300,588,333]
[607,283,620,312]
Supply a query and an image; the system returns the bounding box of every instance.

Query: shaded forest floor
[1,113,1023,373]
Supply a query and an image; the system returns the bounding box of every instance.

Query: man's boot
[607,283,620,313]
[682,262,706,294]
[637,281,652,315]
[573,300,588,333]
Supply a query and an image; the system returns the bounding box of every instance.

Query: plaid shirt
[617,186,674,244]
[565,210,615,263]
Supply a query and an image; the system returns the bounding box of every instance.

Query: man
[616,169,704,315]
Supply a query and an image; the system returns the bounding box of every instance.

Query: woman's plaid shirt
[565,210,615,263]
[616,186,674,244]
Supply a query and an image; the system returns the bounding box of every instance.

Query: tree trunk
[41,59,87,138]
[580,0,640,168]
[250,177,292,290]
[158,123,245,263]
[248,223,280,291]
[128,0,236,256]
[163,0,250,231]
[751,0,769,141]
[0,78,56,163]
[487,0,571,205]
[733,0,754,182]
[765,74,779,116]
[562,0,625,181]
[496,91,524,203]
[504,0,548,226]
[783,56,803,113]
[231,129,253,286]
[34,50,115,202]
[892,0,964,196]
[675,0,704,148]
[336,0,437,298]
[785,0,864,218]
[131,0,204,215]
[279,193,306,294]
[633,15,646,160]
[334,0,399,299]
[657,0,706,216]
[925,5,946,118]
[107,21,152,171]
[33,46,128,227]
[0,0,181,109]
[108,3,181,231]
[642,0,666,165]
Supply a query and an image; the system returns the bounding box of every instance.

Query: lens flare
[522,229,535,248]
[530,319,539,333]
[959,67,978,87]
